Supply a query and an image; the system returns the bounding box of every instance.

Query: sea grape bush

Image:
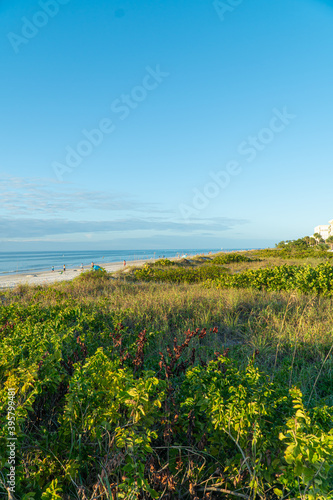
[1,300,333,498]
[204,262,333,295]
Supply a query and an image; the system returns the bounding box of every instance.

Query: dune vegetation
[1,240,333,499]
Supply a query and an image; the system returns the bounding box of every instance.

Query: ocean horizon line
[0,248,260,276]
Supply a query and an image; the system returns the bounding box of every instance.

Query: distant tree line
[276,234,333,251]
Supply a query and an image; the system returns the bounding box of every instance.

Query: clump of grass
[134,263,228,283]
[212,252,255,264]
[74,267,109,281]
[257,247,333,260]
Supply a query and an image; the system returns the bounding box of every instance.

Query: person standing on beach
[63,264,66,272]
[81,263,83,270]
[52,266,54,272]
[123,260,126,267]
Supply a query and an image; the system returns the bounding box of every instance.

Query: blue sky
[1,0,333,251]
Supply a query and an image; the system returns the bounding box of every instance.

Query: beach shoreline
[0,259,148,290]
[0,251,218,290]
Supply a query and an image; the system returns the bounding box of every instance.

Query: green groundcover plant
[1,299,333,499]
[204,262,333,296]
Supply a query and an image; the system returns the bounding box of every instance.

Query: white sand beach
[0,252,219,290]
[0,259,150,290]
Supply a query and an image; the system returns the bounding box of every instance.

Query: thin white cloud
[0,176,249,242]
[0,176,163,215]
[0,216,249,240]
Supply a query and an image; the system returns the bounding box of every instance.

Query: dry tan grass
[3,254,333,404]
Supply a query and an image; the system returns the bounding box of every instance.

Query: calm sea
[0,249,231,275]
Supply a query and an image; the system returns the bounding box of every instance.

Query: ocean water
[0,249,227,275]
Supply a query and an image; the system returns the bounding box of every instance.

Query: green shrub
[180,359,333,499]
[74,267,108,281]
[151,258,174,267]
[204,262,333,295]
[1,299,333,498]
[2,268,333,498]
[212,252,254,264]
[135,264,228,283]
[257,248,333,260]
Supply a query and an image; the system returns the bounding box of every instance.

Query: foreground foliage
[1,295,333,499]
[1,248,333,498]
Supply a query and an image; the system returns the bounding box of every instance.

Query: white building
[314,220,333,240]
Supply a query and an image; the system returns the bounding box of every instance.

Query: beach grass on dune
[4,273,333,403]
[1,248,333,498]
